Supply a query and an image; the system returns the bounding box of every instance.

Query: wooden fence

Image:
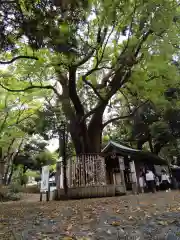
[56,154,106,189]
[54,154,127,200]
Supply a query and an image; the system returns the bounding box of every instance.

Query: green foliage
[26,170,40,178]
[34,150,57,170]
[8,183,23,193]
[0,186,21,201]
[151,122,170,139]
[13,138,58,173]
[0,0,180,155]
[0,0,88,51]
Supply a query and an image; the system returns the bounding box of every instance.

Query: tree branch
[74,26,107,67]
[102,100,149,128]
[82,74,106,101]
[1,0,15,3]
[81,100,108,122]
[16,113,35,126]
[103,114,132,128]
[82,26,152,123]
[69,67,85,115]
[82,70,127,123]
[124,0,138,51]
[0,83,63,99]
[0,56,38,64]
[74,50,95,68]
[2,138,16,161]
[118,89,131,113]
[135,29,153,57]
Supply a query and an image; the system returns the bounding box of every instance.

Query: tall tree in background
[0,0,180,154]
[0,86,41,184]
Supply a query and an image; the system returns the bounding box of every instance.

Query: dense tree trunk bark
[3,157,13,185]
[0,161,4,185]
[69,117,91,154]
[87,104,106,153]
[67,103,106,154]
[7,165,14,185]
[69,117,103,154]
[3,164,9,185]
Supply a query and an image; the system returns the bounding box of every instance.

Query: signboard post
[40,165,50,202]
[119,157,125,171]
[118,157,126,192]
[129,161,138,194]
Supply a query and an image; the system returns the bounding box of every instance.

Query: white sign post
[118,157,125,171]
[118,157,126,192]
[129,161,138,194]
[40,165,50,201]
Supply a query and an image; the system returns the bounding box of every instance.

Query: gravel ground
[0,191,180,239]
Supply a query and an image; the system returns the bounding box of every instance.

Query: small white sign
[40,166,50,192]
[118,157,125,170]
[130,161,136,173]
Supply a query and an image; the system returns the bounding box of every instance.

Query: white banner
[40,166,49,192]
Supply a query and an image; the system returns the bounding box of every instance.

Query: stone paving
[0,191,180,239]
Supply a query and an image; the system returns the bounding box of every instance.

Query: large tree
[0,0,180,154]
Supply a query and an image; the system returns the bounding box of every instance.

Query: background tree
[13,138,57,172]
[0,86,41,184]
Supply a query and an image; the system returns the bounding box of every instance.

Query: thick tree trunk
[0,163,4,186]
[69,119,102,154]
[69,118,91,154]
[3,164,9,185]
[68,104,106,154]
[7,165,14,185]
[87,105,106,153]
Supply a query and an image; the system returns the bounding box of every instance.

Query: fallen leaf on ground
[111,221,121,226]
[66,224,73,231]
[158,221,168,226]
[61,237,73,240]
[76,238,91,240]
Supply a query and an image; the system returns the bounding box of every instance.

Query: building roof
[102,141,140,153]
[102,140,167,165]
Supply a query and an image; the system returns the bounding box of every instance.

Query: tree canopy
[14,138,57,172]
[0,0,180,165]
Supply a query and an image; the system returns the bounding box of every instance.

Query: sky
[46,138,59,152]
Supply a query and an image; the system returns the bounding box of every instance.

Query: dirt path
[1,191,180,239]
